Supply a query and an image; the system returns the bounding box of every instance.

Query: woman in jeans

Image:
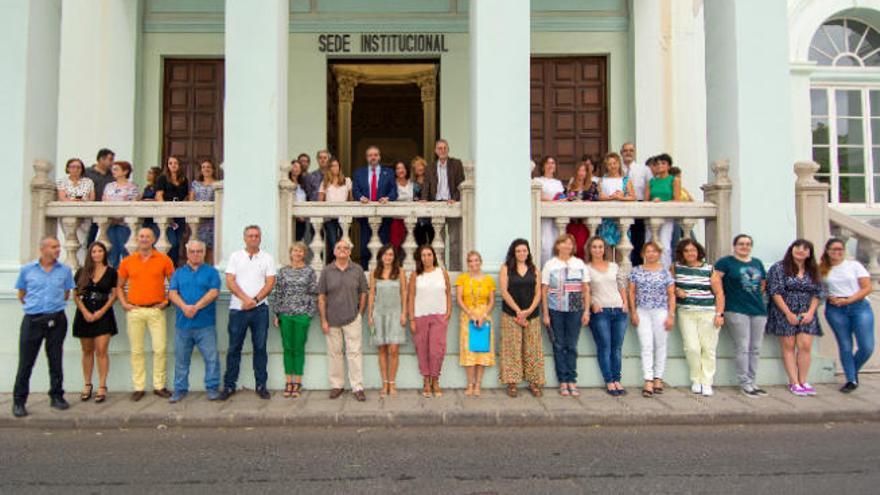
[318,157,352,262]
[766,239,824,397]
[499,239,544,398]
[270,242,317,399]
[715,234,768,397]
[102,161,139,267]
[189,160,218,264]
[628,242,675,398]
[541,234,590,397]
[820,238,874,393]
[408,245,452,398]
[586,236,628,396]
[155,156,190,266]
[672,239,725,397]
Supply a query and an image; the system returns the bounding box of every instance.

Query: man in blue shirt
[168,240,222,402]
[13,236,75,418]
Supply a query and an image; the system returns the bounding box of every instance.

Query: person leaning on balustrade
[534,156,565,266]
[116,227,175,402]
[819,237,874,394]
[541,234,591,397]
[499,239,544,398]
[102,161,139,267]
[139,166,162,239]
[424,139,464,270]
[304,149,331,202]
[628,241,675,398]
[621,142,651,266]
[85,148,115,246]
[72,241,118,405]
[564,157,600,260]
[672,239,725,398]
[408,244,452,398]
[765,239,824,397]
[389,160,415,250]
[715,234,769,397]
[12,236,75,418]
[189,159,219,265]
[155,156,190,266]
[586,236,629,397]
[456,250,496,398]
[646,153,681,269]
[368,244,408,397]
[318,156,353,263]
[597,152,636,250]
[57,158,95,201]
[410,156,434,247]
[288,159,308,243]
[352,146,397,269]
[270,242,318,399]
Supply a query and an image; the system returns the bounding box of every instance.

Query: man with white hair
[167,240,222,403]
[12,236,74,418]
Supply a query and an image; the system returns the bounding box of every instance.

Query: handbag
[468,320,491,353]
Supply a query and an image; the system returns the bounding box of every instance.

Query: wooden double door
[162,58,225,181]
[531,57,608,178]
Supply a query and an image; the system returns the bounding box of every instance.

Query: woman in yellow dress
[456,250,496,397]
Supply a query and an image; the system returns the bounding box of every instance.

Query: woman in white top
[390,161,414,249]
[288,160,308,244]
[820,237,874,393]
[318,157,352,262]
[57,158,95,201]
[407,245,452,398]
[596,152,635,248]
[586,236,629,396]
[534,156,565,265]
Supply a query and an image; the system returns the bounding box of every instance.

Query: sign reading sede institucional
[318,33,449,54]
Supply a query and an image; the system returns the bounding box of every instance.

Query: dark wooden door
[530,57,607,178]
[163,59,224,181]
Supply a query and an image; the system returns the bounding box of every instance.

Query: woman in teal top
[647,153,681,267]
[714,234,768,397]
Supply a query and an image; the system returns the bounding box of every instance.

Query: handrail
[829,207,880,244]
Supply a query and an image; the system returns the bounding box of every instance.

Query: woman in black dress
[73,242,118,403]
[155,156,190,266]
[766,239,825,397]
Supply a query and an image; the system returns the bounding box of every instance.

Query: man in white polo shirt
[219,225,276,400]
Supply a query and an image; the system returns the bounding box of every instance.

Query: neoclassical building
[2,0,879,392]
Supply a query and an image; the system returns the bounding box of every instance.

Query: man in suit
[424,139,465,270]
[352,146,397,268]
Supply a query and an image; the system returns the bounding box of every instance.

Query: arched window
[810,19,880,204]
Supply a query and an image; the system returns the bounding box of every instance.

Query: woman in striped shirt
[672,239,725,397]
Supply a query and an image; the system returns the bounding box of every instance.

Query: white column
[223,0,288,262]
[704,0,795,261]
[470,0,531,268]
[631,0,668,157]
[56,0,139,169]
[0,0,61,273]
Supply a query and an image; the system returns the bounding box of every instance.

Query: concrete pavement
[3,375,880,429]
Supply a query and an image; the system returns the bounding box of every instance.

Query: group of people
[57,149,219,266]
[12,219,875,417]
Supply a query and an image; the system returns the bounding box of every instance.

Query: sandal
[380,381,388,398]
[653,378,665,394]
[283,382,294,398]
[422,377,432,398]
[432,378,443,398]
[568,384,580,397]
[559,384,571,397]
[95,386,107,403]
[465,383,474,397]
[529,383,543,398]
[507,383,518,398]
[81,383,93,401]
[472,383,480,397]
[291,382,302,399]
[388,381,398,396]
[642,380,654,398]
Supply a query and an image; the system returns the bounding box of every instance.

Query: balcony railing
[30,160,223,268]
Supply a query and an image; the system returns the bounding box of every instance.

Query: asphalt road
[1,423,879,494]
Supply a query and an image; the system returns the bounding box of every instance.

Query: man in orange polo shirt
[116,228,175,401]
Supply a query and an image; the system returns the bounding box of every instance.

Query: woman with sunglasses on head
[766,239,825,396]
[820,238,874,393]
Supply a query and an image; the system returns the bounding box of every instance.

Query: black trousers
[13,311,67,404]
[630,218,646,266]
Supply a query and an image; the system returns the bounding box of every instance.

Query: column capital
[417,74,437,103]
[336,74,359,103]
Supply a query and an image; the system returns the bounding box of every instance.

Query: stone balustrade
[30,160,223,268]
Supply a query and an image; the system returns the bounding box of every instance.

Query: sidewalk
[3,375,880,429]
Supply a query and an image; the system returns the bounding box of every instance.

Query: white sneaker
[701,385,714,396]
[691,383,702,394]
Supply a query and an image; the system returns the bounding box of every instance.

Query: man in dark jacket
[424,139,464,270]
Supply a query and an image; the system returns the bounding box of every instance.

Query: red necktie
[370,168,378,201]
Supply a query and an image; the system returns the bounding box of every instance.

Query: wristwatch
[715,312,724,318]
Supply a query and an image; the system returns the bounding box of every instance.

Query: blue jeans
[224,305,269,390]
[825,299,875,383]
[106,224,130,267]
[324,220,342,263]
[166,218,185,266]
[174,325,221,393]
[549,309,583,383]
[589,307,628,384]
